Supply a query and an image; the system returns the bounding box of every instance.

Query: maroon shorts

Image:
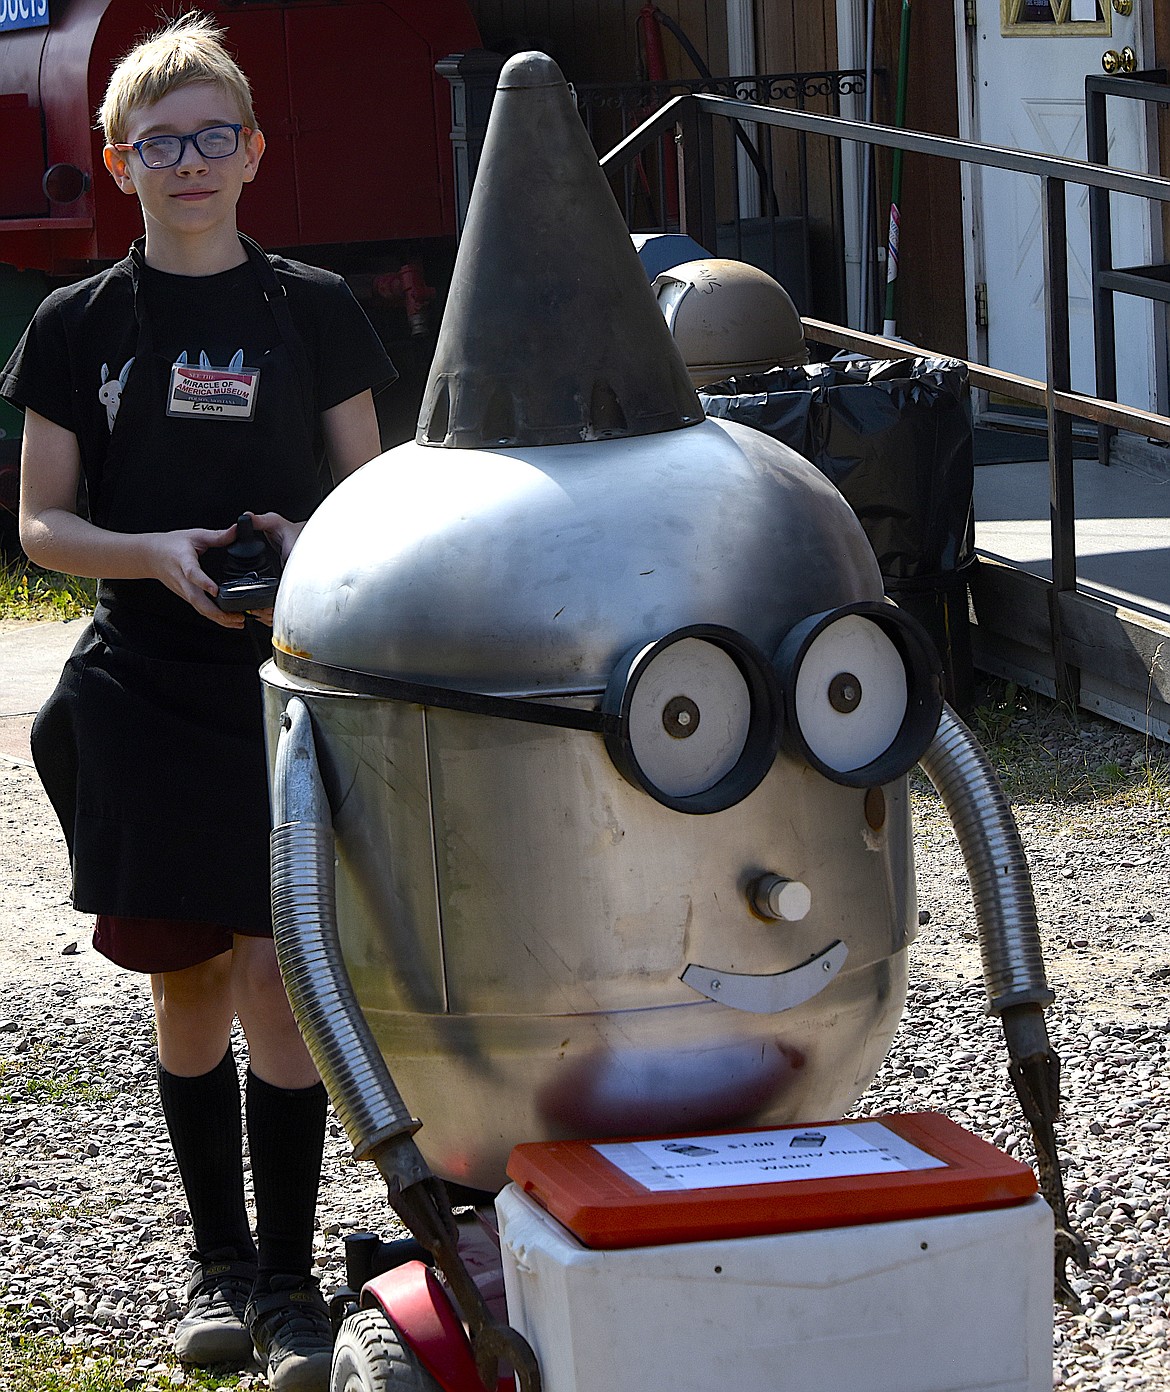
[93,914,273,975]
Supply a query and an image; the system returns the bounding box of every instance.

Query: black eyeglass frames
[113,124,249,171]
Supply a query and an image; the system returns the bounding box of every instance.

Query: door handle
[1102,47,1137,74]
[1112,0,1133,14]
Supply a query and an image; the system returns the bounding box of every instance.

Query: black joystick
[213,513,282,612]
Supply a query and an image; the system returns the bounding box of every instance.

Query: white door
[967,0,1155,411]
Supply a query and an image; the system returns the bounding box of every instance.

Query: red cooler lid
[506,1112,1038,1249]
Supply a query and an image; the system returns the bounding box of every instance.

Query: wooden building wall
[755,2,840,312]
[461,1,963,345]
[466,2,836,88]
[869,0,966,354]
[465,1,842,310]
[466,2,728,87]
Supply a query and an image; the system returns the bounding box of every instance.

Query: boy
[0,14,395,1390]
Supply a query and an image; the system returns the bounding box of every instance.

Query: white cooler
[497,1113,1053,1392]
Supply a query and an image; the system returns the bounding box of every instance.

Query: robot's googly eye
[794,615,907,772]
[604,626,781,814]
[774,602,943,788]
[626,639,750,796]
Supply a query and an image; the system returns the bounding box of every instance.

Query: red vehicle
[0,0,484,550]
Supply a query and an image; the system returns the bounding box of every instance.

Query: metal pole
[859,0,877,333]
[677,98,717,252]
[1086,77,1118,467]
[1040,175,1080,709]
[882,0,912,337]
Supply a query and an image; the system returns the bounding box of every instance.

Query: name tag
[167,362,260,420]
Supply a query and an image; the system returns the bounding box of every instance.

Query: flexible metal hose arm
[919,702,1087,1304]
[270,697,428,1181]
[269,698,543,1392]
[919,703,1052,1015]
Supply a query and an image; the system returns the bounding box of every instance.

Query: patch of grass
[961,677,1170,809]
[0,556,95,621]
[0,1316,250,1391]
[0,1049,115,1107]
[1,1328,126,1392]
[18,1071,115,1105]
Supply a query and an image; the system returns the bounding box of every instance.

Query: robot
[260,52,1081,1392]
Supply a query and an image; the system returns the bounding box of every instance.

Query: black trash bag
[702,356,976,712]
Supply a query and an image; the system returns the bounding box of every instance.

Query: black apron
[32,237,321,932]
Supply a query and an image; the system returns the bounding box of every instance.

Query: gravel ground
[1,684,1169,1389]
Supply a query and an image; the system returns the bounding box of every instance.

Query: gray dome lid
[417,51,704,449]
[274,419,883,692]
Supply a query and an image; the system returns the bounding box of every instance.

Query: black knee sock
[246,1068,328,1285]
[157,1047,256,1262]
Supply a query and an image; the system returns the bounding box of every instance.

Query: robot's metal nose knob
[751,874,812,922]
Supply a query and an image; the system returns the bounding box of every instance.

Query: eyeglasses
[114,123,248,170]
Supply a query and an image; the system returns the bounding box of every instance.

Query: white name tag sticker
[167,363,260,420]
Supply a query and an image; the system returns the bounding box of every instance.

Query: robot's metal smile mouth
[681,939,849,1014]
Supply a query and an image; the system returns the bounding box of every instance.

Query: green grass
[959,677,1170,809]
[0,1317,250,1391]
[15,1072,116,1105]
[0,556,95,621]
[0,1049,115,1108]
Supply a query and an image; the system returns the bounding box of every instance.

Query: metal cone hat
[417,51,704,448]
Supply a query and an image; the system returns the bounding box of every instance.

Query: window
[1002,0,1109,34]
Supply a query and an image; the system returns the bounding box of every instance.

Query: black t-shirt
[0,250,396,528]
[4,251,397,926]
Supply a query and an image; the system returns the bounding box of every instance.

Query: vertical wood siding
[466,2,730,86]
[871,0,966,354]
[460,1,964,344]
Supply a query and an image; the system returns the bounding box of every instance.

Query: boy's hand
[248,511,306,565]
[148,525,245,628]
[233,512,303,625]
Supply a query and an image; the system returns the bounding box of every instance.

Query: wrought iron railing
[577,72,867,321]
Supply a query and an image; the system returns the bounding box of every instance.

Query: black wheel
[330,1308,442,1392]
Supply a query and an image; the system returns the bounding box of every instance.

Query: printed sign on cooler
[595,1120,947,1193]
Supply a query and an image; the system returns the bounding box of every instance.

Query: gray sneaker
[174,1250,257,1365]
[246,1274,333,1391]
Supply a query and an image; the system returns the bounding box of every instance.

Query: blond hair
[98,11,256,144]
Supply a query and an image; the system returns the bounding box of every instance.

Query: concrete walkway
[973,454,1170,619]
[0,617,85,764]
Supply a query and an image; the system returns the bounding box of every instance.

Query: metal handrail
[802,318,1170,445]
[602,91,1170,705]
[586,73,865,316]
[600,92,1170,201]
[578,70,868,105]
